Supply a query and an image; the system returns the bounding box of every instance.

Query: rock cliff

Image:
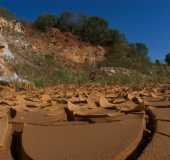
[0,16,106,84]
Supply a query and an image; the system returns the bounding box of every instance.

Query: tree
[81,16,108,44]
[0,8,16,20]
[155,59,161,65]
[57,12,127,47]
[101,29,127,46]
[34,14,58,31]
[57,12,74,32]
[165,53,170,65]
[129,43,149,57]
[57,11,86,34]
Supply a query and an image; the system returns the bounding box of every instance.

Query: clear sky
[0,0,170,62]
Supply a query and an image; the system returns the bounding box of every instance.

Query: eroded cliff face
[27,28,106,65]
[0,16,106,84]
[59,45,105,65]
[0,16,105,66]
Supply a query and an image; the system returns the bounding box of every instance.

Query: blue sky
[0,0,170,62]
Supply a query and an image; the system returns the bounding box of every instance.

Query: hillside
[0,9,170,88]
[0,16,106,86]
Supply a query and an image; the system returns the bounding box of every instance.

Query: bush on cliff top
[34,14,58,31]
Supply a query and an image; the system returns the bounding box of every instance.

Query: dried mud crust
[139,86,170,160]
[22,115,145,160]
[0,84,170,160]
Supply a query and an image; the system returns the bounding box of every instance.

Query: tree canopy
[130,43,149,57]
[34,14,58,31]
[57,12,86,33]
[34,12,126,47]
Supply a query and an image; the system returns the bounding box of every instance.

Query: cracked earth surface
[0,84,169,160]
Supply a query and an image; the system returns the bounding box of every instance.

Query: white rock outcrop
[0,17,24,33]
[0,33,26,83]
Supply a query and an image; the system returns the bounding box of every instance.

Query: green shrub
[34,79,45,88]
[34,14,58,31]
[44,54,55,66]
